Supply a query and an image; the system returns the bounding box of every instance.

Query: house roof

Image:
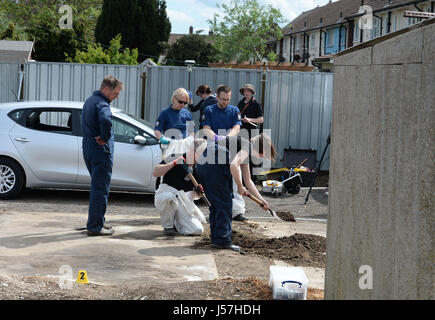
[282,0,362,36]
[279,0,428,37]
[0,40,34,62]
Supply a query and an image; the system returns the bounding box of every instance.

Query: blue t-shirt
[202,104,242,136]
[154,106,194,139]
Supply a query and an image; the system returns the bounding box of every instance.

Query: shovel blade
[269,209,283,221]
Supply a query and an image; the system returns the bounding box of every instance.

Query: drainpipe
[414,3,423,11]
[319,29,327,56]
[338,25,342,52]
[302,32,306,63]
[431,1,434,13]
[387,11,392,33]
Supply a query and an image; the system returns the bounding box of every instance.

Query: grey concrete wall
[325,19,434,300]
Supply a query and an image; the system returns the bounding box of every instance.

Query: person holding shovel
[227,133,277,211]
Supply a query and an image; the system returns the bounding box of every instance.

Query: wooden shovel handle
[187,172,212,207]
[245,193,265,206]
[296,158,308,168]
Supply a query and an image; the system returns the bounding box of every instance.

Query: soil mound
[193,225,326,268]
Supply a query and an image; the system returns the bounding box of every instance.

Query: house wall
[325,19,434,300]
[324,26,348,55]
[351,1,433,45]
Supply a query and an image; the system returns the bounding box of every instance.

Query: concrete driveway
[0,188,327,289]
[0,193,218,286]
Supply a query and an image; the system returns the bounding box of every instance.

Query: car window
[112,117,140,144]
[8,110,26,123]
[25,110,73,135]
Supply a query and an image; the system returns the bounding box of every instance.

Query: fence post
[140,71,147,120]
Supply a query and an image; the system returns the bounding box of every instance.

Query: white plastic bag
[154,183,205,235]
[175,190,205,235]
[232,174,246,218]
[154,184,179,229]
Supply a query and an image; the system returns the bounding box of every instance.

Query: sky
[165,0,333,34]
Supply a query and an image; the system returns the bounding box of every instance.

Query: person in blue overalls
[201,85,241,142]
[154,88,194,144]
[196,140,240,252]
[201,85,249,222]
[81,75,123,236]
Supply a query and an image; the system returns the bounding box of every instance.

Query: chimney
[189,26,193,34]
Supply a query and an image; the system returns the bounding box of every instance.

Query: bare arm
[243,116,263,125]
[230,150,270,210]
[227,124,240,137]
[153,156,184,177]
[202,125,216,140]
[154,130,163,140]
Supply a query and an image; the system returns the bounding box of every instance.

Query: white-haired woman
[154,88,194,144]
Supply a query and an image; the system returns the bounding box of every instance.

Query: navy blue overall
[196,143,233,246]
[81,91,114,232]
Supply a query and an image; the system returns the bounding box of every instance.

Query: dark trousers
[83,141,113,232]
[197,163,233,246]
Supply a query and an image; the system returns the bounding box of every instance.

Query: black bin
[283,148,317,187]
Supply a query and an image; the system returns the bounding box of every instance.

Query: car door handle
[15,137,30,143]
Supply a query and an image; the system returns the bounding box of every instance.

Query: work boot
[211,243,241,252]
[163,227,178,236]
[233,214,248,222]
[87,228,114,236]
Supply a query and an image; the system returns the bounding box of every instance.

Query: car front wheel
[0,158,25,199]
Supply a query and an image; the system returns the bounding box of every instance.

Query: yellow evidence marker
[76,270,89,284]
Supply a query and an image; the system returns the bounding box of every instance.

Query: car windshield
[119,111,154,129]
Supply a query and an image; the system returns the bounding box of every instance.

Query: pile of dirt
[193,225,326,269]
[275,211,296,222]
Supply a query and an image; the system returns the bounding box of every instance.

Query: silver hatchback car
[0,101,162,199]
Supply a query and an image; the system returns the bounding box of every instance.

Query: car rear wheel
[0,158,25,199]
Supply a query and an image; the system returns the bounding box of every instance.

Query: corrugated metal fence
[144,66,263,127]
[0,61,333,170]
[0,62,21,103]
[264,70,333,169]
[24,61,143,116]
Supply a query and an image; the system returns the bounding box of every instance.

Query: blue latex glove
[187,91,193,100]
[160,136,170,145]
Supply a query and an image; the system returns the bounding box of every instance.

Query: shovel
[244,193,282,221]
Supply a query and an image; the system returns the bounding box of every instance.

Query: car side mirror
[134,135,147,145]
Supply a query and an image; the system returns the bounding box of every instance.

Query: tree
[95,0,171,62]
[0,0,103,61]
[165,34,216,66]
[66,34,139,65]
[208,0,287,63]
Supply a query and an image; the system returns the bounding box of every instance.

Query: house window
[392,15,397,32]
[371,18,381,39]
[310,34,316,49]
[327,29,334,46]
[295,35,300,50]
[354,22,360,42]
[340,27,346,45]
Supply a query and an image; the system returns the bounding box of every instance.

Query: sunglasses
[177,99,189,105]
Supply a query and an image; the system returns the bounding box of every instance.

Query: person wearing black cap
[238,84,263,139]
